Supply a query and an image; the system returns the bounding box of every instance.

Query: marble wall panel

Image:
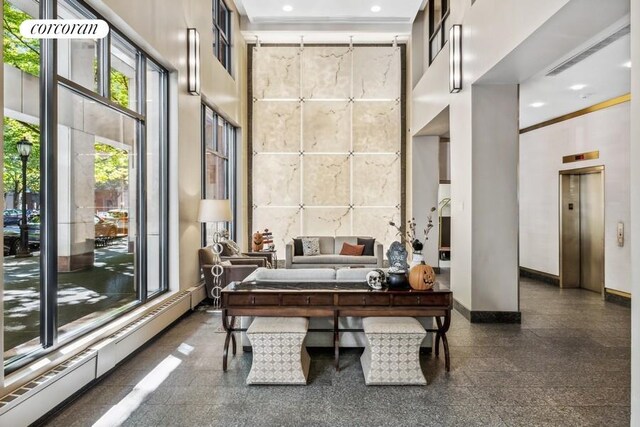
[253,101,301,153]
[353,101,400,152]
[252,154,301,206]
[301,46,351,99]
[303,207,351,236]
[253,46,300,99]
[252,207,301,255]
[303,155,350,206]
[352,207,401,253]
[302,101,351,152]
[352,154,401,206]
[352,47,400,99]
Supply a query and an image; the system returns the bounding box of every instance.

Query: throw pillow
[302,237,321,256]
[357,238,376,256]
[340,242,365,256]
[293,238,304,256]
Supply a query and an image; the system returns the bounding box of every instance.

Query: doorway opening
[559,166,605,294]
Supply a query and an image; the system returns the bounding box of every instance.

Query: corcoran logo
[19,19,109,39]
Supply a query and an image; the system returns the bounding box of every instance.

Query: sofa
[239,267,433,350]
[285,236,383,269]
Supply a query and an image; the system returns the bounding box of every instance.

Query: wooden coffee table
[220,281,453,372]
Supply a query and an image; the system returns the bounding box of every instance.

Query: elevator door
[560,170,604,293]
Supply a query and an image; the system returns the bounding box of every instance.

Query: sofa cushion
[293,238,304,256]
[297,236,335,254]
[339,242,365,256]
[302,238,321,256]
[244,267,337,282]
[334,236,358,254]
[357,238,376,256]
[292,255,378,265]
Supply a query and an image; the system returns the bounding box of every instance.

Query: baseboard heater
[0,289,198,426]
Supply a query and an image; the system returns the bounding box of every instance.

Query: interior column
[449,84,520,321]
[411,135,440,268]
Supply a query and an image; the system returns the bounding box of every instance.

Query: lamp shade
[198,199,232,223]
[17,138,33,157]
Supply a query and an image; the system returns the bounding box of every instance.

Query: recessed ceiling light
[569,84,586,91]
[623,61,631,68]
[530,102,545,108]
[282,4,293,12]
[371,5,381,12]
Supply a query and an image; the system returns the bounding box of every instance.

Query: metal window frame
[427,0,451,65]
[4,0,170,373]
[212,0,232,74]
[200,104,237,247]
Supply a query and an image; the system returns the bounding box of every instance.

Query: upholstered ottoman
[246,317,310,385]
[361,317,427,385]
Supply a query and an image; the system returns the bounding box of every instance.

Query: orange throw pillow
[340,242,365,256]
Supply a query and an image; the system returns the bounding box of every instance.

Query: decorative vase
[408,263,436,290]
[386,241,409,270]
[409,253,425,268]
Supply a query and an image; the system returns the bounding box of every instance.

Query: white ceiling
[520,30,630,128]
[236,0,423,43]
[236,0,423,24]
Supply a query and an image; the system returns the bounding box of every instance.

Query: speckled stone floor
[42,276,630,427]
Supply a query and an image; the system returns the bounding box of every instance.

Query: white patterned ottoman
[361,317,427,385]
[246,317,310,385]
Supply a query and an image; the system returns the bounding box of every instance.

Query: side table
[242,251,278,269]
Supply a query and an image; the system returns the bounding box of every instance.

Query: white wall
[412,136,440,267]
[629,0,639,423]
[519,102,631,293]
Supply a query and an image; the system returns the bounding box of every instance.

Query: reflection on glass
[3,0,42,363]
[57,0,97,91]
[203,105,233,245]
[57,85,138,341]
[110,34,138,110]
[146,61,165,296]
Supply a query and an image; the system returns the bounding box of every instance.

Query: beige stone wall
[250,45,403,254]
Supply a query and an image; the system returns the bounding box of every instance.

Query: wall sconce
[449,24,462,93]
[187,28,200,95]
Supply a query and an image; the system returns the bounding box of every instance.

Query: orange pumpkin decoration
[252,231,264,251]
[409,263,435,290]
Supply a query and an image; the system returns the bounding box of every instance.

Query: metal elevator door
[560,170,604,293]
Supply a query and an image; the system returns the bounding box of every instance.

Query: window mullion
[136,53,148,302]
[97,33,110,98]
[39,0,58,349]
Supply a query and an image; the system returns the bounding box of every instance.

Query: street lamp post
[16,138,33,258]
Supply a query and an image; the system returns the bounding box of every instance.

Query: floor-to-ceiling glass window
[3,0,42,362]
[202,104,236,245]
[3,0,169,370]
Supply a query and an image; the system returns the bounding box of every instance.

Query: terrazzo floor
[42,276,631,426]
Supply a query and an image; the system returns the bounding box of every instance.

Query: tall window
[212,0,231,73]
[428,0,450,64]
[202,104,236,245]
[3,0,169,371]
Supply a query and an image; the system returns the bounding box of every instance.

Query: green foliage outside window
[3,0,131,208]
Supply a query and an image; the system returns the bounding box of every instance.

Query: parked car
[3,209,22,226]
[106,209,128,235]
[3,217,41,256]
[3,214,118,255]
[94,215,118,238]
